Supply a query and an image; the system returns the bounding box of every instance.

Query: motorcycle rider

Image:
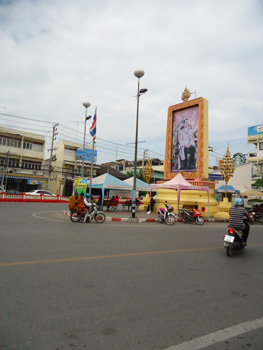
[84,192,92,213]
[229,198,250,246]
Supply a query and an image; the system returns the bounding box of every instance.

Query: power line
[0,122,52,134]
[0,112,54,124]
[0,114,164,163]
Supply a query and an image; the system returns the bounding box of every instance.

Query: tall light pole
[131,69,147,218]
[81,102,91,178]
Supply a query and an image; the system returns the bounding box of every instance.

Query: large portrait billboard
[164,97,208,180]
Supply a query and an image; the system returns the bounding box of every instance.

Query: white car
[25,190,56,196]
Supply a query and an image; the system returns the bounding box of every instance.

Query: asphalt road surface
[0,203,263,350]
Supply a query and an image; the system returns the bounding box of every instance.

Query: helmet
[235,198,244,206]
[85,193,90,198]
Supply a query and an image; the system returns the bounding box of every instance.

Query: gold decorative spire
[181,86,191,101]
[143,157,154,184]
[219,145,235,198]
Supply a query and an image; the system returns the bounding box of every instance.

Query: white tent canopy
[87,173,131,203]
[123,177,150,191]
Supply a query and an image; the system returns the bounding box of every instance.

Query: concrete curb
[63,210,229,223]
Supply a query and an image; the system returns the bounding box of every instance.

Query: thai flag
[89,108,97,140]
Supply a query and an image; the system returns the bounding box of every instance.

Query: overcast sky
[0,0,262,166]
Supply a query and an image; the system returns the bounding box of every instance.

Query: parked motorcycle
[248,208,263,225]
[158,203,177,226]
[179,207,204,225]
[70,203,106,223]
[223,212,254,257]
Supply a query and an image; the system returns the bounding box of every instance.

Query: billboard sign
[164,97,208,180]
[233,153,246,166]
[74,177,89,195]
[209,174,224,180]
[248,124,263,136]
[76,147,97,163]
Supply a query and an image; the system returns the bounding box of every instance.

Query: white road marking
[163,317,263,350]
[32,211,67,223]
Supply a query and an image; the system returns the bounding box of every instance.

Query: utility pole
[47,123,59,191]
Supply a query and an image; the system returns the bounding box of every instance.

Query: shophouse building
[101,158,164,183]
[0,126,46,192]
[49,140,100,196]
[247,124,263,180]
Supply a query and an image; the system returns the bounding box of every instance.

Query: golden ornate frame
[164,97,208,180]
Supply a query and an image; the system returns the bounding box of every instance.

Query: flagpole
[89,138,95,196]
[81,102,91,178]
[89,107,97,197]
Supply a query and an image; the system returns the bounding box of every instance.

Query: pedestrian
[147,196,155,214]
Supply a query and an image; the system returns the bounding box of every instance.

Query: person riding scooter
[229,198,250,246]
[84,192,92,213]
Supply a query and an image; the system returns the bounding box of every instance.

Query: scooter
[70,203,106,224]
[223,213,254,257]
[157,203,177,226]
[248,209,263,225]
[179,207,204,225]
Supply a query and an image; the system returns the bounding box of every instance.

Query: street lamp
[81,102,91,178]
[131,69,147,218]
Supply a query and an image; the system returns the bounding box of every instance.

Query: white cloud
[0,0,262,165]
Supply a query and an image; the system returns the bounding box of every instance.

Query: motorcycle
[179,207,204,225]
[223,212,254,257]
[157,203,177,226]
[248,208,263,225]
[70,203,106,224]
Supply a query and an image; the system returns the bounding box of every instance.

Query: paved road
[0,203,263,350]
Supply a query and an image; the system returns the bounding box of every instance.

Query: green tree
[126,169,146,182]
[254,178,263,188]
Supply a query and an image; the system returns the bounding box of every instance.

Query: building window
[259,142,263,151]
[23,142,33,150]
[0,137,22,147]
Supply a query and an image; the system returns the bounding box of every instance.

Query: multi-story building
[101,158,164,183]
[247,124,263,180]
[49,140,100,196]
[0,126,46,192]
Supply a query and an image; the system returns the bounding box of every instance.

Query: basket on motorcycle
[168,206,174,212]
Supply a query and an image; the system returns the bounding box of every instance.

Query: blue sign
[76,147,97,162]
[248,124,263,136]
[209,174,224,180]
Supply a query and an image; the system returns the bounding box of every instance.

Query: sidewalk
[63,207,229,223]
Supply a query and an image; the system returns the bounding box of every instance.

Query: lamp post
[81,102,91,178]
[131,69,147,218]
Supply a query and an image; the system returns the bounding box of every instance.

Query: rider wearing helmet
[84,192,92,212]
[229,197,250,245]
